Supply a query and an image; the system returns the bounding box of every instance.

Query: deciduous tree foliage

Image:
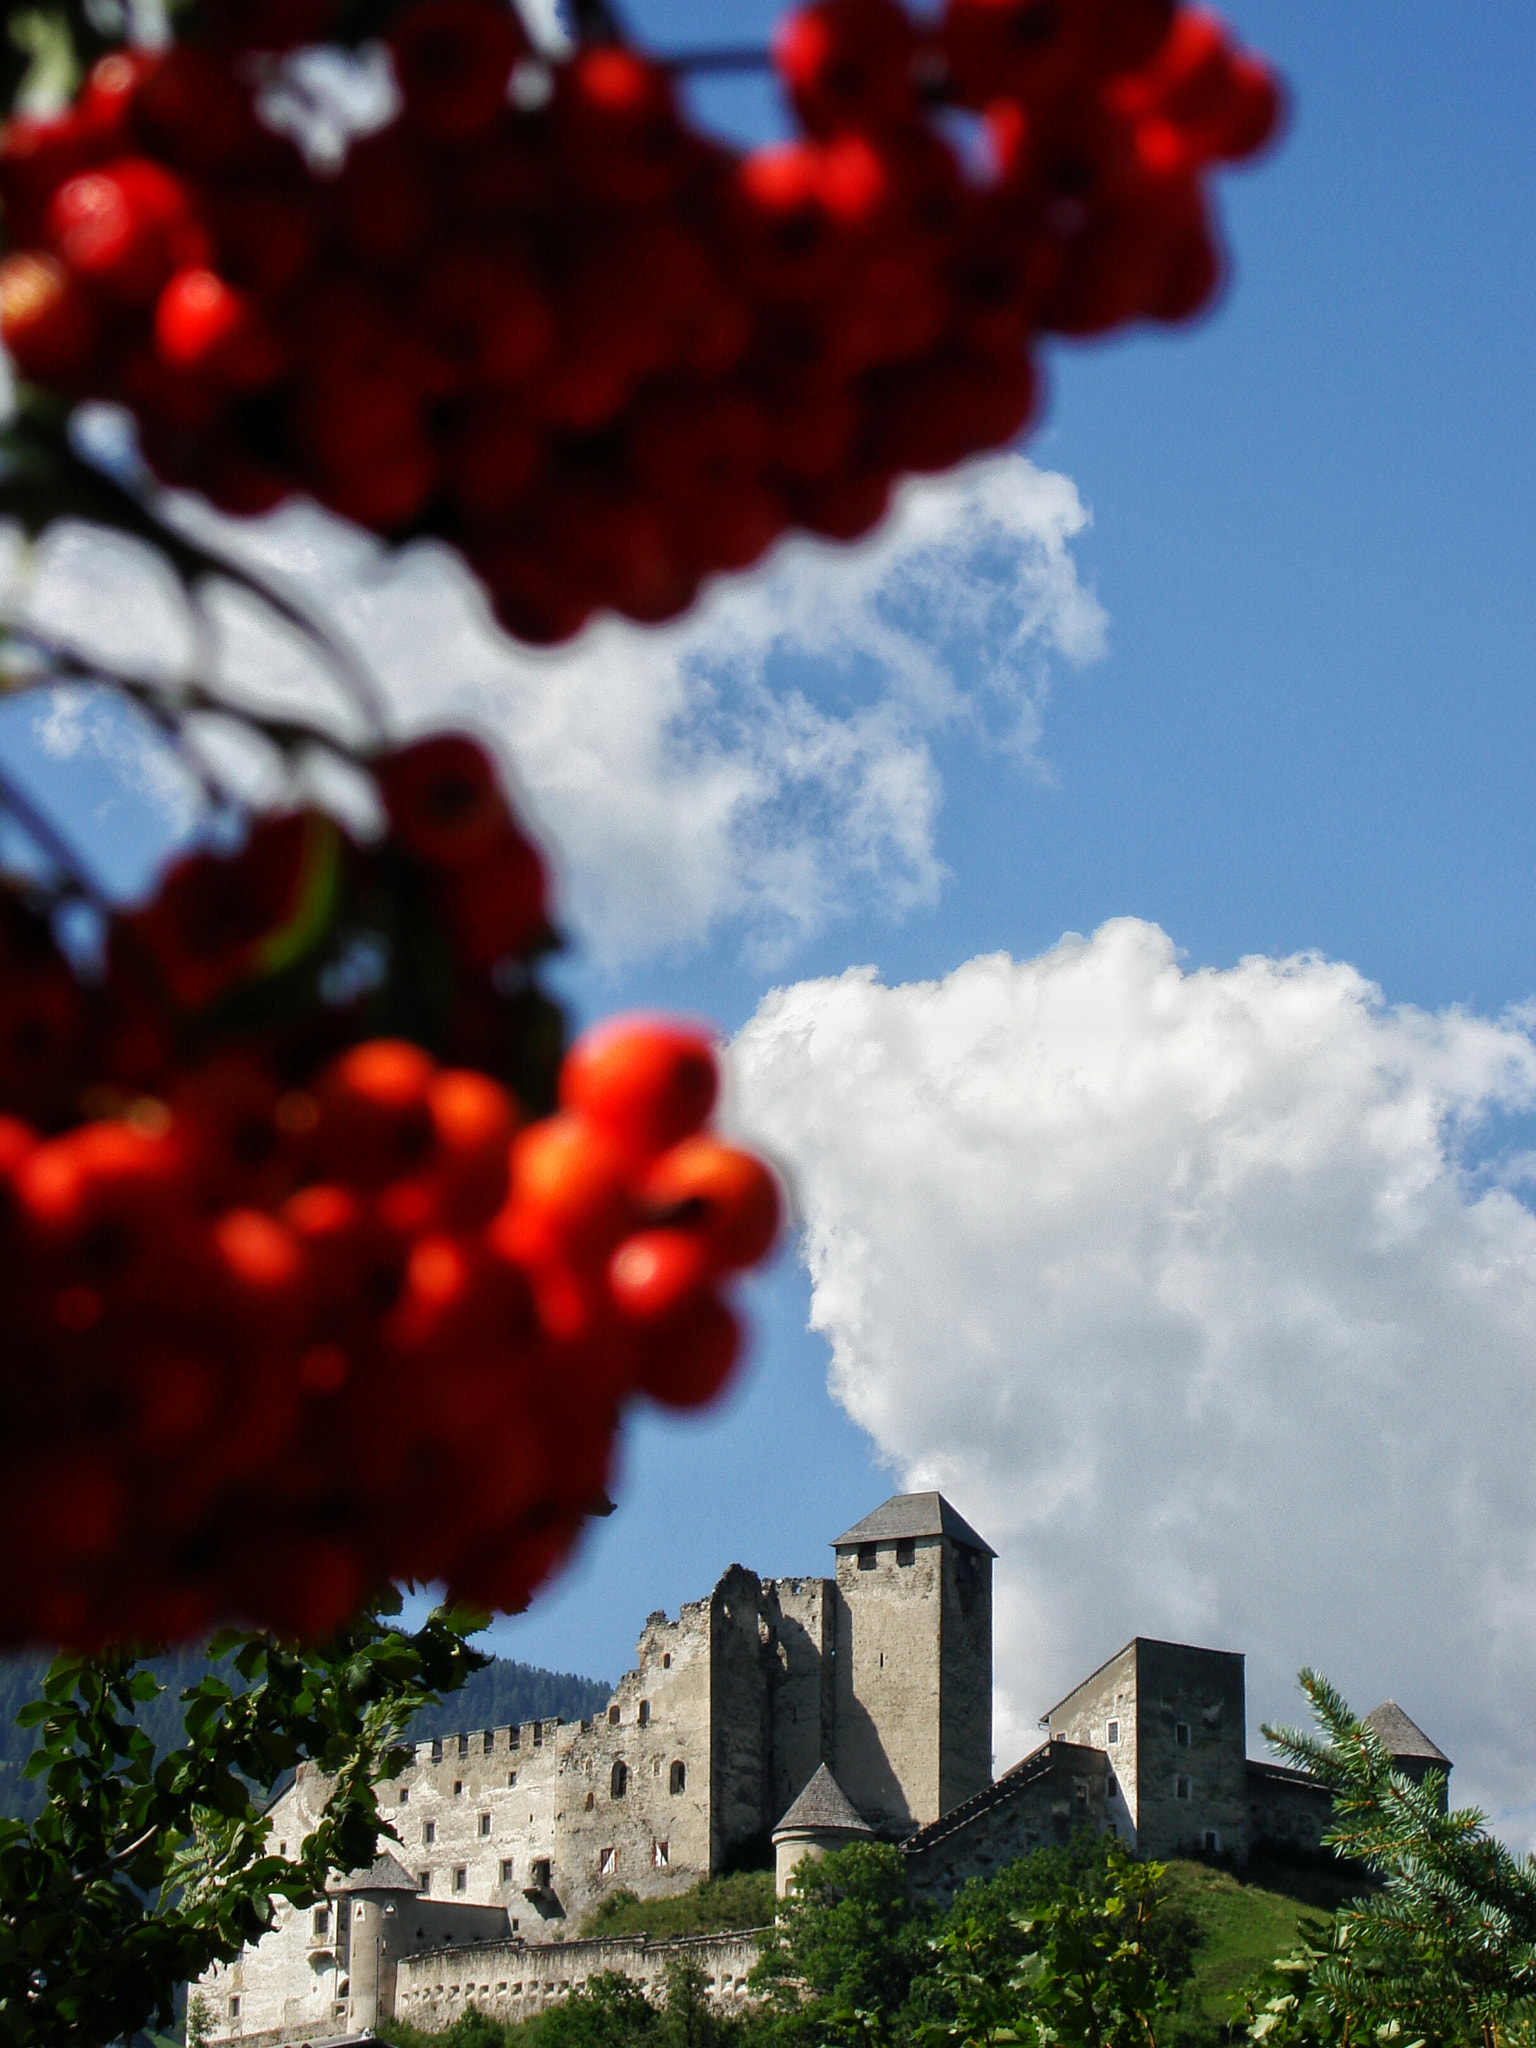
[0,1593,489,2048]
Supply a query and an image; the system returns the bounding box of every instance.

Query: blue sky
[510,0,1536,1694]
[9,2,1536,1826]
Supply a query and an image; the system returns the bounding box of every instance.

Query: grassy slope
[1164,1856,1364,2021]
[574,1871,778,1942]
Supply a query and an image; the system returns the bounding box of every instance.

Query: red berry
[560,1019,719,1162]
[390,0,528,141]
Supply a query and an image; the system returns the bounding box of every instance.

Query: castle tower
[829,1492,994,1835]
[1045,1637,1249,1860]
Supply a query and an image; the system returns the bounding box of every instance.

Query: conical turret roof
[333,1849,421,1893]
[773,1763,875,1838]
[1363,1701,1451,1766]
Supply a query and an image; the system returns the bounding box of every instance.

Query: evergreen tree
[1258,1670,1536,2048]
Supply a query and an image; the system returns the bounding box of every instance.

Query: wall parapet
[395,1926,771,2028]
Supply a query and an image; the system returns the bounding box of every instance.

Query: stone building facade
[193,1493,1449,2048]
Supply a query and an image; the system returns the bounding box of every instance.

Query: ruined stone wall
[1131,1642,1249,1862]
[395,1928,768,2028]
[939,1537,993,1818]
[762,1575,835,1825]
[904,1742,1109,1907]
[832,1536,944,1834]
[708,1566,776,1870]
[1047,1643,1141,1842]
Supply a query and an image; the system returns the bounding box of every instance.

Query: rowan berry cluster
[0,734,780,1647]
[0,0,1278,644]
[0,1018,776,1648]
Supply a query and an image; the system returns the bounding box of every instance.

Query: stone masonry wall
[709,1566,777,1871]
[395,1929,769,2029]
[1246,1762,1333,1857]
[904,1742,1109,1907]
[1046,1643,1140,1842]
[763,1576,835,1826]
[833,1536,945,1834]
[1132,1641,1248,1862]
[940,1536,993,1819]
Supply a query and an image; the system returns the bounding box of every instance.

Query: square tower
[829,1493,994,1835]
[1046,1637,1249,1860]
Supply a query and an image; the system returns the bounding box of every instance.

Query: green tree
[658,1957,743,2048]
[923,1847,1178,2048]
[0,1593,486,2048]
[534,1972,661,2048]
[750,1842,939,2045]
[1259,1669,1536,2048]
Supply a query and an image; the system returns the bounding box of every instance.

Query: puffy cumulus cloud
[1,448,1103,958]
[730,919,1536,1833]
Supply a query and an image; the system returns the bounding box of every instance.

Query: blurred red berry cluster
[0,735,780,1647]
[0,0,1278,644]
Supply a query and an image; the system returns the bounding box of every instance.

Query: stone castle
[198,1492,1449,2047]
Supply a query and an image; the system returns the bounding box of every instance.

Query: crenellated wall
[394,1928,769,2026]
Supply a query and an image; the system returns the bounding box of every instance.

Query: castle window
[1176,1723,1190,1747]
[420,1871,432,1893]
[278,1842,286,1856]
[453,1867,468,1894]
[599,1847,618,1877]
[510,1726,520,1748]
[508,1771,517,1788]
[423,1821,436,1844]
[585,1792,594,1811]
[1204,1831,1220,1854]
[638,1700,650,1727]
[896,1539,915,1567]
[432,1738,443,1762]
[532,1859,550,1889]
[458,1732,470,1757]
[670,1761,686,1795]
[453,1780,463,1796]
[1107,1720,1119,1745]
[533,1723,543,1745]
[611,1761,628,1798]
[480,1813,492,1838]
[609,1705,621,1726]
[484,1730,495,1754]
[501,1860,515,1883]
[1175,1775,1191,1801]
[858,1543,877,1571]
[400,1787,410,1802]
[663,1654,671,1669]
[652,1840,669,1870]
[1075,1782,1087,1810]
[313,1906,331,1937]
[229,1997,241,2020]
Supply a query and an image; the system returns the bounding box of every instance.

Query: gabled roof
[831,1492,996,1558]
[1363,1701,1451,1766]
[333,1849,421,1893]
[773,1763,875,1837]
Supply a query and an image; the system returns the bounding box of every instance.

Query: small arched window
[638,1700,650,1727]
[611,1760,628,1798]
[670,1760,686,1796]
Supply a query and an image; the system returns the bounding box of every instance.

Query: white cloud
[730,919,1536,1836]
[1,447,1104,960]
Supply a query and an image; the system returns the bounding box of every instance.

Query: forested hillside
[0,1652,611,1821]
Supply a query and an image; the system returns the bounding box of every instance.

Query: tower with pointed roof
[829,1491,996,1834]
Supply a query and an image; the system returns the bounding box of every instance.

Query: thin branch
[662,46,775,75]
[0,753,109,904]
